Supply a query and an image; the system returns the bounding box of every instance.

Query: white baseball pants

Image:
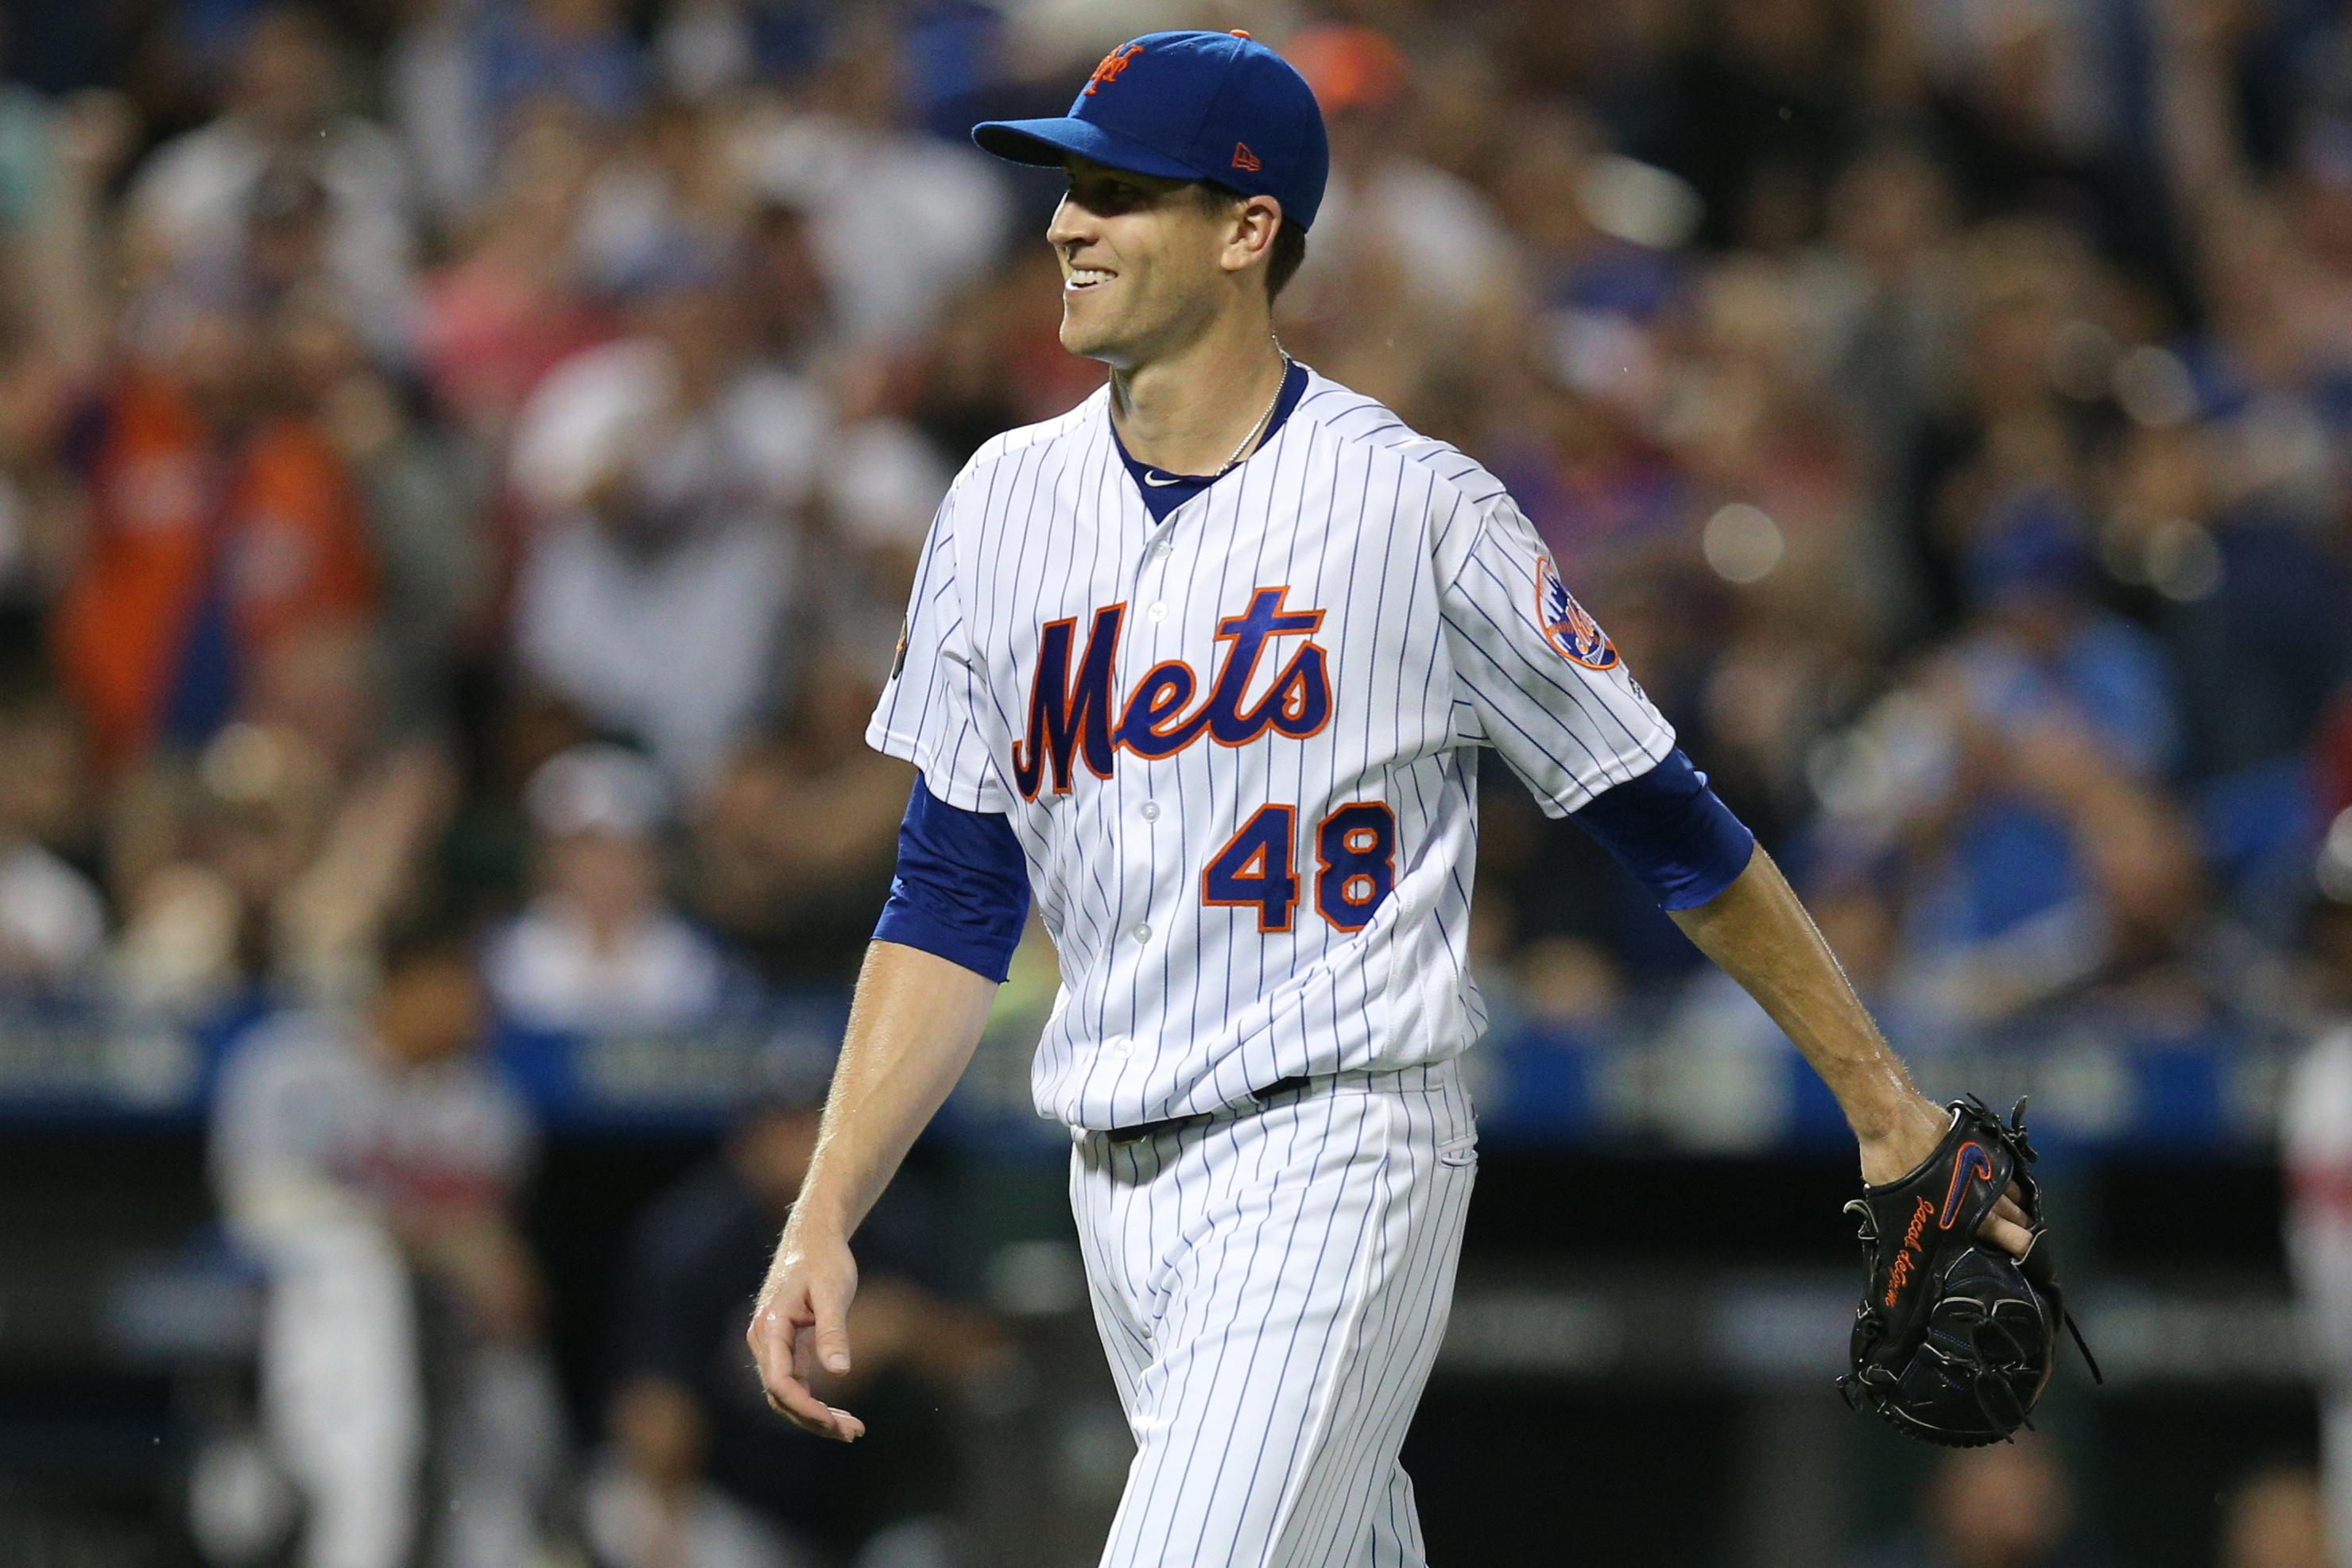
[1070,1061,1478,1568]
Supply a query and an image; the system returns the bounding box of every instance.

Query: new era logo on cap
[971,29,1331,230]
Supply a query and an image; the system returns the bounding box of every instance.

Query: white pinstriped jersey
[867,368,1674,1132]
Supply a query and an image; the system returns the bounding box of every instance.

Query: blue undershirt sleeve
[872,772,1033,982]
[1570,749,1757,911]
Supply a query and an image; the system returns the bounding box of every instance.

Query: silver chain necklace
[1207,347,1294,478]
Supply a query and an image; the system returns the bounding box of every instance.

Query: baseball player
[748,29,2036,1565]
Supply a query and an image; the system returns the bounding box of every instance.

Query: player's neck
[1106,315,1288,478]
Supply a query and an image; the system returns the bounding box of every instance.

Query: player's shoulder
[947,385,1110,505]
[1287,368,1513,516]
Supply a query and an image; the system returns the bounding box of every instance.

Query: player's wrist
[1828,1058,1931,1142]
[1850,1094,1948,1186]
[782,1187,855,1248]
[1846,1098,1915,1147]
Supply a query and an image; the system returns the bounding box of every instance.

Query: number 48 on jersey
[1201,802,1397,934]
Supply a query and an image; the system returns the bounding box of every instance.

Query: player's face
[1048,157,1234,366]
[374,954,487,1066]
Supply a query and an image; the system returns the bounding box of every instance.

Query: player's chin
[1057,308,1123,362]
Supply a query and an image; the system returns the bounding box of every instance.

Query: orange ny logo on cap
[1085,42,1144,95]
[1231,142,1262,172]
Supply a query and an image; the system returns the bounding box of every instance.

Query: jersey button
[1148,602,1167,621]
[1141,801,1160,821]
[1130,922,1151,943]
[1152,540,1174,558]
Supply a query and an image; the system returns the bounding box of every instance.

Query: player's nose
[1047,194,1096,252]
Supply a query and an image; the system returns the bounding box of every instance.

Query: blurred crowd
[0,0,2346,1563]
[1847,1437,2329,1568]
[0,0,2340,1055]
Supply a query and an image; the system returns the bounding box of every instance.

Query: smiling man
[747,29,2048,1566]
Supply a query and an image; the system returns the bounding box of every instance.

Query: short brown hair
[1265,222,1308,300]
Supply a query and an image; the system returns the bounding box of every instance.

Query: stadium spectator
[210,916,564,1568]
[650,0,830,104]
[486,741,730,1033]
[506,238,825,790]
[2285,889,2352,1564]
[412,99,617,440]
[681,665,907,989]
[597,1054,996,1568]
[2216,1461,2330,1568]
[277,291,495,731]
[110,721,336,1011]
[398,0,649,227]
[1951,493,2181,780]
[1288,22,1515,327]
[391,0,504,222]
[574,96,750,305]
[1848,1434,2108,1567]
[110,718,455,1011]
[476,0,648,139]
[126,7,415,359]
[0,672,104,989]
[734,19,1012,352]
[50,281,377,775]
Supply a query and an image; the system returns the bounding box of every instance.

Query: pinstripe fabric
[866,369,1674,1134]
[1072,1063,1477,1568]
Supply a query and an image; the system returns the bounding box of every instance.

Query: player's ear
[1220,196,1283,281]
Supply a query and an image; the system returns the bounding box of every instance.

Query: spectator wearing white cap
[484,743,730,1034]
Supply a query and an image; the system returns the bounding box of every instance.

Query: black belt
[1103,1074,1315,1146]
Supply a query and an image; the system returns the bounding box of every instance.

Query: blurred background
[0,0,2346,1564]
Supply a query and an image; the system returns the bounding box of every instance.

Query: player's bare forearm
[748,939,996,1441]
[1668,849,2036,1253]
[781,939,996,1246]
[1667,846,1932,1159]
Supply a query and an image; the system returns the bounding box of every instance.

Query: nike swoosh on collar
[1141,470,1188,487]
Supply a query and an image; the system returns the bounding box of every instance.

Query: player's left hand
[1858,1093,2035,1258]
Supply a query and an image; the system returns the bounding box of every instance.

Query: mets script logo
[1009,587,1332,799]
[1535,552,1618,670]
[1084,42,1143,95]
[1938,1142,1997,1230]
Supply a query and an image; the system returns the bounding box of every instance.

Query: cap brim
[971,116,1205,182]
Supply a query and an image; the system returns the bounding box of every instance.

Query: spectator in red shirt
[51,290,376,774]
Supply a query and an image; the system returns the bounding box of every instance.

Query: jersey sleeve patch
[1536,551,1619,670]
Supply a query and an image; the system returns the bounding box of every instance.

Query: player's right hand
[746,1228,866,1442]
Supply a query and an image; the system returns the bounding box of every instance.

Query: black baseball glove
[1837,1096,2100,1446]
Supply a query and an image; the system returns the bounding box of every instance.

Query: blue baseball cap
[973,29,1330,230]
